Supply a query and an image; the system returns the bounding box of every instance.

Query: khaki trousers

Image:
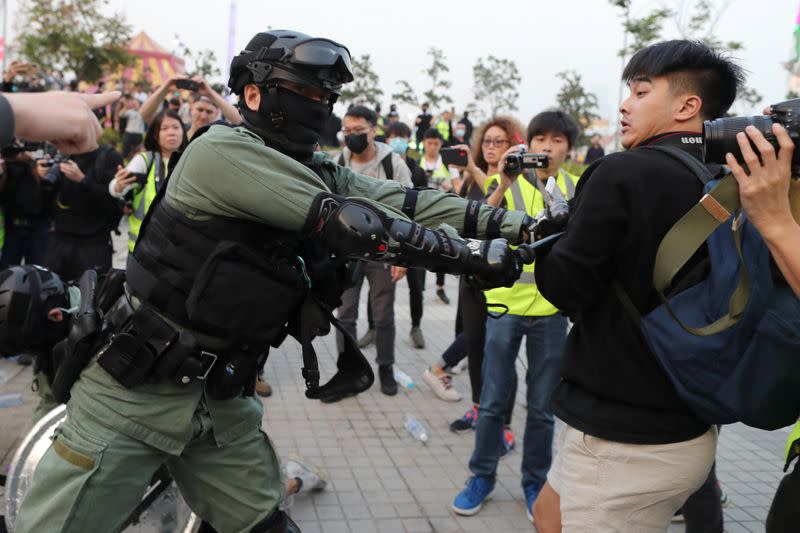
[548,424,717,532]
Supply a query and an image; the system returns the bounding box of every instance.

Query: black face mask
[240,86,330,158]
[344,133,369,154]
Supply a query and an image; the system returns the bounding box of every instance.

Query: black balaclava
[240,84,330,162]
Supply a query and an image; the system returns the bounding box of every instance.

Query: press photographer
[42,142,122,281]
[0,142,55,268]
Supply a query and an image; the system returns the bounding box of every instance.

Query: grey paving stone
[0,259,791,532]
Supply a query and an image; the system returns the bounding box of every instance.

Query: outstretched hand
[8,91,121,154]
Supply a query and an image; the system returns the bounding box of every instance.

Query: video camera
[703,98,800,175]
[504,152,550,176]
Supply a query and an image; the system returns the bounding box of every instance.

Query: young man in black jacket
[532,40,744,531]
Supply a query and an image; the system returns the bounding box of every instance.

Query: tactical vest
[483,169,578,316]
[127,152,160,253]
[122,139,368,399]
[126,196,308,349]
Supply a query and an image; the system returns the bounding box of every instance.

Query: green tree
[16,0,133,83]
[339,54,384,107]
[189,49,222,80]
[391,47,453,111]
[464,102,486,125]
[422,47,453,110]
[472,55,521,116]
[609,0,672,58]
[556,70,600,145]
[391,79,418,106]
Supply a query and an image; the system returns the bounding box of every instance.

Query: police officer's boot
[308,347,374,404]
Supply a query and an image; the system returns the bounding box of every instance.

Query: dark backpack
[616,146,800,430]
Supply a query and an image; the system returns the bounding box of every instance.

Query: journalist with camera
[41,141,122,281]
[704,103,800,532]
[0,143,55,269]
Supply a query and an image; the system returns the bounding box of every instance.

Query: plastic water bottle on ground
[0,392,24,408]
[404,414,429,444]
[394,368,415,390]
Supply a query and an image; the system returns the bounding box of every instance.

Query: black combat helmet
[228,30,355,157]
[228,29,354,105]
[0,265,68,355]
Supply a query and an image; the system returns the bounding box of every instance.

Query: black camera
[703,98,800,174]
[504,152,550,175]
[42,155,70,184]
[122,172,148,208]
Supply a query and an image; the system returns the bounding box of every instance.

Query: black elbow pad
[304,192,390,258]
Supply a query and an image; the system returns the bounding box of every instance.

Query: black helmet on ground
[0,265,68,356]
[228,29,354,157]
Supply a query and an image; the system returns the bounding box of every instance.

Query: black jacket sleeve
[0,93,15,148]
[534,155,630,315]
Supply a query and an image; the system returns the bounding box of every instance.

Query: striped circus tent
[122,31,185,87]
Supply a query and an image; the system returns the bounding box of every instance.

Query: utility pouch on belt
[97,303,178,389]
[185,241,306,346]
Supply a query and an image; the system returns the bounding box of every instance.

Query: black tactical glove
[463,237,522,290]
[521,176,570,243]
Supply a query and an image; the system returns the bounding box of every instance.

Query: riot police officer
[14,30,530,533]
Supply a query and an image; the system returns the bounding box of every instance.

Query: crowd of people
[0,29,799,533]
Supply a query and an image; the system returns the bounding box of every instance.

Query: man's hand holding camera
[58,159,85,183]
[725,121,796,243]
[721,109,800,297]
[498,144,528,184]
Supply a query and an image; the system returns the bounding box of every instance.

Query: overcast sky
[6,0,800,126]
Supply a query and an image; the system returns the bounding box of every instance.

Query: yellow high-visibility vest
[127,152,160,253]
[483,169,579,316]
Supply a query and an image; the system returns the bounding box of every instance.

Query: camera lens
[703,115,776,165]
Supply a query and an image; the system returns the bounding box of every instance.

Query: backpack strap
[645,147,747,335]
[643,145,717,185]
[380,152,394,180]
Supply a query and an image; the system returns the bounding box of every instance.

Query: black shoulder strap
[93,144,112,180]
[381,153,394,180]
[486,207,506,239]
[401,189,419,219]
[642,145,721,185]
[462,200,480,238]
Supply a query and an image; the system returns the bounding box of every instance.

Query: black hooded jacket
[535,132,712,445]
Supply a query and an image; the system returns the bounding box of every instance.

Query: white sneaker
[423,368,462,401]
[284,453,328,493]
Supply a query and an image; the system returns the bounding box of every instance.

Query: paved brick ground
[0,232,792,532]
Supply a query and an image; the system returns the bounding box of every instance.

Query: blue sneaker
[524,484,540,523]
[452,476,495,516]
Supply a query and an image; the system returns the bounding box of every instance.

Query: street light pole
[2,0,7,73]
